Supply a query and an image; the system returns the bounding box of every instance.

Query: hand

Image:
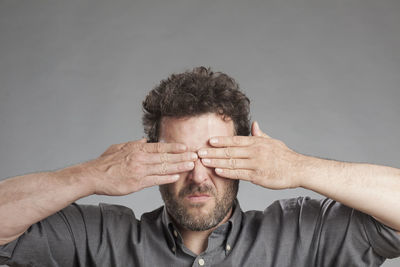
[198,122,303,189]
[84,138,197,195]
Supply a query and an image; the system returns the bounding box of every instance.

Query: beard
[159,180,239,231]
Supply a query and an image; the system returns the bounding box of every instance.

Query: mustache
[178,183,216,198]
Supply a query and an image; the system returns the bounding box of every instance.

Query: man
[0,66,399,266]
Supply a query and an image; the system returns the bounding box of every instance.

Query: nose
[187,159,210,184]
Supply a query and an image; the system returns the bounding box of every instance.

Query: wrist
[295,154,345,192]
[53,162,97,197]
[289,153,318,189]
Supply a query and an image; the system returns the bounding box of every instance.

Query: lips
[186,194,211,202]
[188,194,210,197]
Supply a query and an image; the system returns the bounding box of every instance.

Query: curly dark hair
[142,66,251,142]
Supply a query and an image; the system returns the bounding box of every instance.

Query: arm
[198,121,400,232]
[0,166,92,245]
[298,155,400,232]
[0,139,196,245]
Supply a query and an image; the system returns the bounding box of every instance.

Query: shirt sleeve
[361,211,400,259]
[294,197,400,264]
[0,203,104,267]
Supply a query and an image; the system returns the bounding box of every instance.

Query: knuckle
[159,152,168,163]
[138,143,146,152]
[229,158,236,169]
[132,142,142,151]
[125,153,133,164]
[156,142,163,152]
[159,164,165,174]
[224,147,232,157]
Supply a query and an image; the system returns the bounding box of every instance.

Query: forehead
[159,113,234,151]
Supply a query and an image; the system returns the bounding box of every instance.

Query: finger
[141,142,187,153]
[197,147,251,159]
[252,121,271,138]
[140,174,180,188]
[201,158,255,170]
[214,168,254,181]
[146,151,198,163]
[145,161,194,176]
[251,121,262,137]
[209,136,256,147]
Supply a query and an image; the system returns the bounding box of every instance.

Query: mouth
[186,194,211,203]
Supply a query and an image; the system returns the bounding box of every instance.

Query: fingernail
[186,162,194,168]
[179,144,187,151]
[190,153,198,160]
[198,150,207,157]
[172,174,180,180]
[202,158,211,164]
[210,138,218,144]
[215,168,223,173]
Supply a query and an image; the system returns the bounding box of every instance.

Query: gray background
[0,0,399,266]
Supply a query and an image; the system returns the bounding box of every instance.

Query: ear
[251,121,271,138]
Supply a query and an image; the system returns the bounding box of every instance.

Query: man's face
[158,113,239,231]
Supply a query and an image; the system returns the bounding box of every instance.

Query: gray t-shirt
[1,197,400,267]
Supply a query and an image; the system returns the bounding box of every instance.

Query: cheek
[171,173,190,193]
[211,175,231,192]
[177,171,189,183]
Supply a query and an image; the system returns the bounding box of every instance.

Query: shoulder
[98,202,136,217]
[55,202,136,224]
[241,196,352,227]
[264,196,349,215]
[243,196,328,216]
[140,206,164,221]
[54,202,140,241]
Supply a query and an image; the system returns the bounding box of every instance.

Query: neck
[177,207,233,255]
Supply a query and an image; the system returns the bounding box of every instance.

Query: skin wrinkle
[158,113,239,232]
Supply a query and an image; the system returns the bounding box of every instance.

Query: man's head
[142,66,250,231]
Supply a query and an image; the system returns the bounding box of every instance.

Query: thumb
[251,121,271,138]
[251,121,262,136]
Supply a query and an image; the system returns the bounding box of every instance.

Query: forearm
[0,163,94,244]
[298,155,400,231]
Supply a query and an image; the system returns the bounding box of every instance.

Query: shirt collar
[161,198,243,255]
